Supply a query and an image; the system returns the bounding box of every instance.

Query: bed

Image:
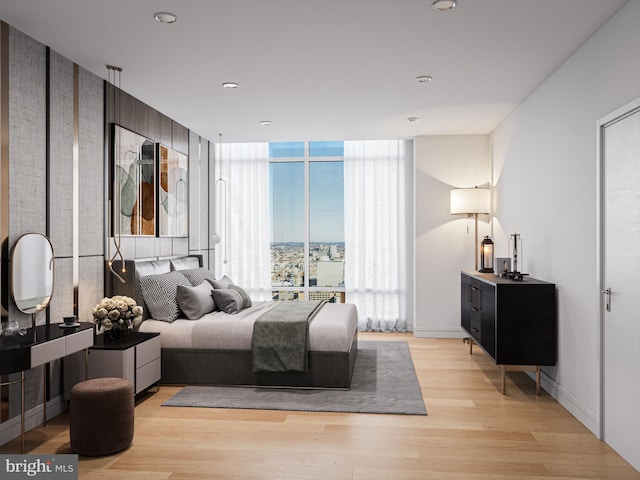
[106,255,358,388]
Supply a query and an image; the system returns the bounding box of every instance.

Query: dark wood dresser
[460,270,557,394]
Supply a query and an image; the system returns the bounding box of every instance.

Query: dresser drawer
[136,357,161,394]
[66,327,94,355]
[470,309,482,342]
[31,337,65,367]
[136,335,160,369]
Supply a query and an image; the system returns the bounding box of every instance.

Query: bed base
[161,331,358,389]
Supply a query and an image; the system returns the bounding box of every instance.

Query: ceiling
[0,0,627,143]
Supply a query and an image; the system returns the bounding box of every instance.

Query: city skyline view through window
[269,142,345,302]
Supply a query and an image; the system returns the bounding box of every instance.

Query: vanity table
[0,322,94,453]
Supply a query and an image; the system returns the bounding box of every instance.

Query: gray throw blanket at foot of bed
[251,300,326,373]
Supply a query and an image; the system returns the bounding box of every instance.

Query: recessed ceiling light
[222,82,239,89]
[407,117,419,123]
[260,120,273,126]
[432,0,456,11]
[154,12,178,24]
[415,75,433,83]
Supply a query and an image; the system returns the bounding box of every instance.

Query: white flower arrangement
[92,295,143,333]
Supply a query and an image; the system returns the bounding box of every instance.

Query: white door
[601,102,640,472]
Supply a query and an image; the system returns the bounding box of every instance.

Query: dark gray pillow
[177,282,216,320]
[180,267,216,286]
[229,284,252,308]
[140,271,191,322]
[209,275,233,289]
[211,289,243,314]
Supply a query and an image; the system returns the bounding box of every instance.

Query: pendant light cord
[107,65,126,283]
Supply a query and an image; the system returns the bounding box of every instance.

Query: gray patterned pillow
[140,271,191,322]
[180,268,216,286]
[211,288,243,314]
[177,282,216,320]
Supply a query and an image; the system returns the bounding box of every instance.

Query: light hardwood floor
[4,333,640,479]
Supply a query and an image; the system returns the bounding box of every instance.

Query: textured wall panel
[8,27,46,241]
[78,255,104,322]
[49,359,62,401]
[188,131,209,253]
[157,237,174,257]
[158,114,172,147]
[172,237,188,256]
[48,51,73,258]
[8,27,46,329]
[110,237,137,263]
[173,122,189,154]
[134,237,155,259]
[78,66,104,256]
[9,366,44,418]
[49,257,73,323]
[134,93,154,139]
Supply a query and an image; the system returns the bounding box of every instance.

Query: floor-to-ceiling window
[269,141,345,302]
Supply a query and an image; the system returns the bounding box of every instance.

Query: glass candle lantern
[479,236,494,273]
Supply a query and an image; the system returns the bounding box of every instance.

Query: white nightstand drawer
[66,327,94,355]
[31,337,65,367]
[136,357,160,394]
[136,335,160,368]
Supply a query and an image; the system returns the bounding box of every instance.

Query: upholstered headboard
[106,255,203,320]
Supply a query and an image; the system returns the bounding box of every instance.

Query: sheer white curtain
[344,139,413,332]
[214,142,271,301]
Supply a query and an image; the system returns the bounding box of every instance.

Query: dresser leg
[536,366,541,395]
[501,365,506,395]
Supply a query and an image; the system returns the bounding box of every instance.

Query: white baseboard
[413,327,466,338]
[0,396,68,448]
[527,370,599,436]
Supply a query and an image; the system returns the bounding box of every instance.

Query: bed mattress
[139,301,358,353]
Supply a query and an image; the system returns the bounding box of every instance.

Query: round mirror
[10,233,54,314]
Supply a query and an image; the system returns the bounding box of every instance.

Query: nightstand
[88,332,161,395]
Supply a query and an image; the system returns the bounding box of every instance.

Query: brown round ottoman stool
[70,377,134,456]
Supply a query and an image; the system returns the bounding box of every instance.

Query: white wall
[491,0,640,434]
[414,135,490,337]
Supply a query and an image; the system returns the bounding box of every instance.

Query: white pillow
[177,282,216,320]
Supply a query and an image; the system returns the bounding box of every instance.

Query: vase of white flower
[92,295,143,341]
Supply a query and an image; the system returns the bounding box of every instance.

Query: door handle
[602,288,612,312]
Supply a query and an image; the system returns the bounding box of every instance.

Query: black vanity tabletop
[0,322,94,350]
[0,322,95,375]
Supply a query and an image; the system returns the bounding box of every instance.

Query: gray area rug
[163,341,427,415]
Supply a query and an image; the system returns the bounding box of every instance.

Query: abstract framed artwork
[112,124,156,236]
[157,144,188,237]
